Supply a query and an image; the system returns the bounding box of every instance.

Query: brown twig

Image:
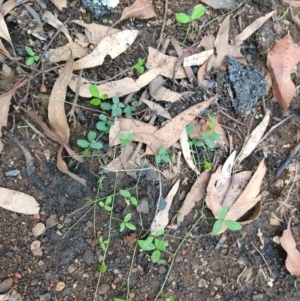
[219,109,245,125]
[156,0,168,50]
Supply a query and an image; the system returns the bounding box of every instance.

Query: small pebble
[175,254,183,263]
[0,278,13,293]
[214,277,222,286]
[31,240,43,257]
[32,223,45,237]
[39,292,51,301]
[158,266,167,274]
[38,260,44,267]
[253,293,264,300]
[98,283,110,295]
[56,281,65,292]
[68,264,77,274]
[5,169,20,177]
[198,278,207,288]
[136,198,149,214]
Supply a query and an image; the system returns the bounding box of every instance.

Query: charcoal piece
[81,0,111,19]
[227,57,267,116]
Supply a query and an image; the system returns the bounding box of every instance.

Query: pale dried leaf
[267,33,300,112]
[114,0,157,26]
[51,0,67,10]
[0,91,13,136]
[145,96,216,154]
[74,30,138,70]
[283,0,300,7]
[7,289,21,301]
[3,0,29,16]
[146,47,186,79]
[235,11,275,46]
[42,11,72,42]
[142,98,171,119]
[183,49,214,67]
[197,61,209,86]
[0,187,39,214]
[150,179,180,234]
[177,171,211,225]
[180,128,200,175]
[207,15,230,71]
[69,64,163,98]
[235,110,270,165]
[0,12,14,50]
[0,291,9,301]
[201,0,235,9]
[72,20,120,45]
[49,42,90,63]
[121,141,137,178]
[280,219,300,276]
[48,55,73,143]
[57,147,86,186]
[149,76,182,103]
[216,150,236,187]
[198,35,215,50]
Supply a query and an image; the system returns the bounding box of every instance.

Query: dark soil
[1,0,300,301]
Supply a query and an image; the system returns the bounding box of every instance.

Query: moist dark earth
[1,0,300,300]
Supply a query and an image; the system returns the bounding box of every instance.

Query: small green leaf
[204,160,212,170]
[175,12,191,24]
[120,189,131,198]
[90,141,103,150]
[113,298,127,301]
[127,133,133,140]
[96,121,107,131]
[104,205,112,211]
[121,140,128,147]
[101,94,108,100]
[26,56,34,66]
[155,155,161,164]
[138,237,155,251]
[162,155,170,163]
[134,63,140,70]
[25,46,35,56]
[99,201,105,207]
[154,229,164,237]
[166,297,175,301]
[101,102,112,110]
[138,58,144,65]
[77,139,90,148]
[139,66,145,74]
[89,85,100,98]
[120,223,125,232]
[90,98,101,106]
[99,114,107,121]
[191,6,206,20]
[155,239,167,251]
[218,206,228,220]
[98,264,108,273]
[125,222,136,230]
[151,249,161,263]
[87,131,97,142]
[105,196,112,204]
[33,55,40,61]
[157,258,167,265]
[159,147,166,155]
[129,197,137,206]
[124,213,132,222]
[212,220,223,235]
[186,124,195,136]
[112,96,120,104]
[224,220,242,231]
[118,133,127,140]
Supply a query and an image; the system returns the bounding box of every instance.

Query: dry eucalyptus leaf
[0,11,14,53]
[113,0,157,27]
[141,98,171,119]
[51,0,67,10]
[3,0,30,16]
[216,150,236,187]
[74,30,138,70]
[235,11,275,46]
[72,20,120,45]
[201,0,235,9]
[267,33,300,112]
[150,179,180,234]
[0,91,13,137]
[235,110,270,165]
[283,0,300,7]
[177,171,211,225]
[280,219,300,276]
[180,128,200,175]
[0,187,39,214]
[121,141,137,178]
[183,49,214,67]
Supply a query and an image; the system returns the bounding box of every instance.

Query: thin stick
[219,109,245,125]
[156,0,168,50]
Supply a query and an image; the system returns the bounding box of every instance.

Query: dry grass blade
[0,187,39,214]
[267,33,300,112]
[235,109,270,165]
[150,179,180,234]
[74,30,138,70]
[113,0,157,27]
[280,218,300,276]
[177,171,211,225]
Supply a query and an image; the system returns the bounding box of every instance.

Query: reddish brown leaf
[267,33,300,112]
[113,0,157,27]
[280,219,300,276]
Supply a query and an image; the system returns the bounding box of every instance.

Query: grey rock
[39,292,51,301]
[83,248,94,266]
[98,283,110,295]
[0,278,13,293]
[68,264,77,274]
[5,251,13,258]
[198,278,207,288]
[81,0,111,19]
[137,198,149,214]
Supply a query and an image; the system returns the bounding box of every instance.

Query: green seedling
[119,132,133,147]
[100,96,137,118]
[119,189,138,206]
[98,236,109,252]
[77,131,103,150]
[138,229,167,265]
[25,46,40,66]
[175,6,206,42]
[98,195,113,212]
[134,57,145,74]
[155,147,170,164]
[96,114,114,134]
[98,263,108,273]
[255,113,263,120]
[89,84,108,106]
[203,160,212,171]
[212,206,242,235]
[166,298,175,301]
[120,213,136,232]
